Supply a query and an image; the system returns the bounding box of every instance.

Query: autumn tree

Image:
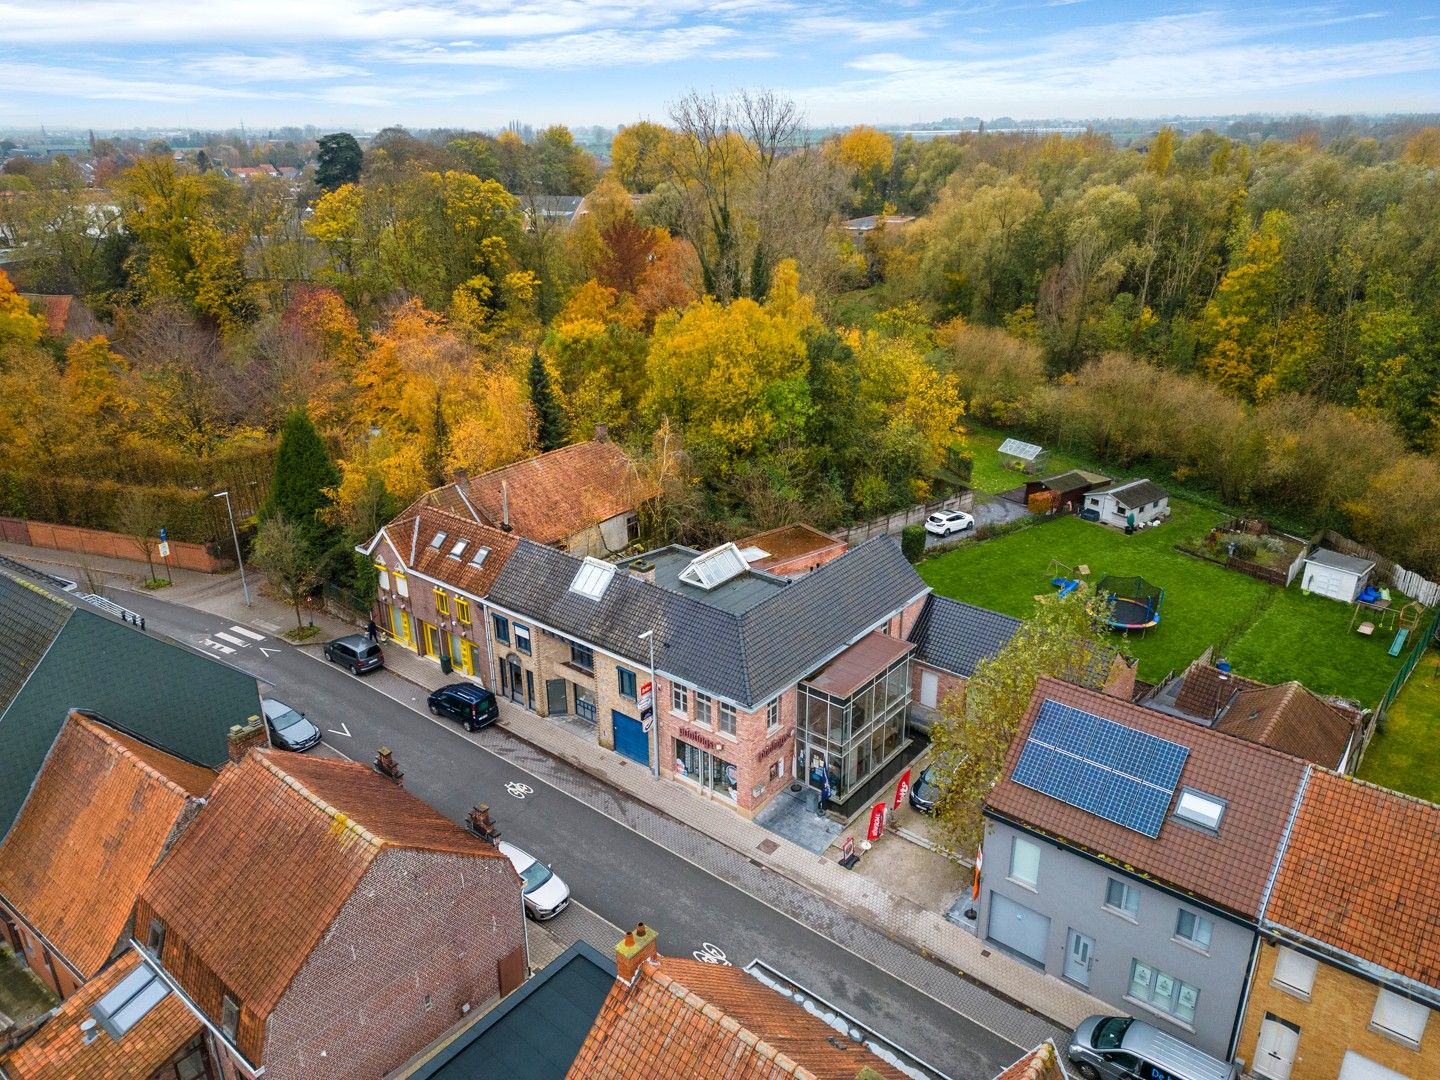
[611,122,671,193]
[115,489,165,582]
[252,514,328,632]
[929,590,1115,850]
[832,126,894,211]
[0,269,43,348]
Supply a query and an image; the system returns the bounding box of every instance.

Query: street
[67,581,1043,1078]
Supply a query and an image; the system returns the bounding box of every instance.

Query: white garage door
[987,893,1051,966]
[1338,1051,1408,1080]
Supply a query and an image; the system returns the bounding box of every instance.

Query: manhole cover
[756,839,779,855]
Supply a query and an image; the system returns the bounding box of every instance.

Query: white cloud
[375,25,740,68]
[785,14,939,43]
[184,54,369,82]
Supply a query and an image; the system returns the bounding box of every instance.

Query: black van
[428,683,500,732]
[323,635,384,675]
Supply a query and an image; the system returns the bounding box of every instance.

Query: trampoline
[1097,574,1164,630]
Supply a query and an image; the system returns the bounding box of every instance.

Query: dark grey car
[323,635,383,675]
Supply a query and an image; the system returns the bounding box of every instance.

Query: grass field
[960,424,1094,495]
[917,501,1409,704]
[1358,652,1440,802]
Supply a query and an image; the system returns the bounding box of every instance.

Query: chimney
[629,558,655,585]
[614,922,659,985]
[594,423,608,442]
[227,717,268,764]
[500,480,512,532]
[374,746,404,785]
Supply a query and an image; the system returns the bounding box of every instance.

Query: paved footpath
[1,542,1110,1050]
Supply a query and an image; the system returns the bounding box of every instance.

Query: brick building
[733,523,849,577]
[0,712,214,1000]
[906,595,1022,724]
[132,751,527,1080]
[1239,772,1440,1080]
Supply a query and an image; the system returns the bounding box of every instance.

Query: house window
[1105,878,1140,919]
[1008,835,1040,888]
[394,571,409,598]
[374,563,390,591]
[1174,909,1213,951]
[1128,960,1198,1025]
[569,641,594,673]
[1272,947,1317,999]
[493,614,510,644]
[767,698,781,732]
[433,588,450,616]
[618,667,637,699]
[1372,988,1430,1046]
[770,760,782,781]
[455,597,471,624]
[672,685,689,714]
[221,994,240,1040]
[514,624,531,655]
[694,691,713,727]
[146,918,166,954]
[718,701,736,736]
[1174,788,1227,833]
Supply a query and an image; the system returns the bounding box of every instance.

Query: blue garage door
[612,710,649,767]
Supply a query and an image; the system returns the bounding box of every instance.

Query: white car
[924,510,975,537]
[498,841,571,920]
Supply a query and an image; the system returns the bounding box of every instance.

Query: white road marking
[259,647,280,658]
[328,722,352,737]
[505,781,534,799]
[215,631,248,647]
[693,942,730,965]
[229,625,265,641]
[203,640,235,654]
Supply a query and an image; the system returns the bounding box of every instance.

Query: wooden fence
[1320,530,1440,607]
[833,492,972,546]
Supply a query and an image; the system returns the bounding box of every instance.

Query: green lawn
[961,424,1093,495]
[917,502,1407,705]
[1358,652,1440,802]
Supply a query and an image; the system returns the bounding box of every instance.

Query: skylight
[448,539,468,559]
[1174,788,1227,832]
[569,556,617,600]
[429,531,448,550]
[92,960,169,1039]
[737,546,770,563]
[678,543,749,590]
[468,547,490,568]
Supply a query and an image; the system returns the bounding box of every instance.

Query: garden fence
[834,492,972,546]
[1359,605,1440,763]
[1320,530,1440,607]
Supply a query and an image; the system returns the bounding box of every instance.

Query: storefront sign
[866,802,887,842]
[759,729,791,760]
[638,681,653,711]
[893,767,911,810]
[679,725,725,752]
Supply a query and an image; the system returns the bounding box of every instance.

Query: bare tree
[114,489,165,582]
[666,91,757,300]
[251,513,327,631]
[737,89,804,297]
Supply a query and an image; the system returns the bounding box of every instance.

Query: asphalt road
[98,585,1028,1079]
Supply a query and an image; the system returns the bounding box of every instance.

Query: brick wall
[257,848,525,1080]
[1,518,231,574]
[911,662,967,723]
[1237,941,1437,1080]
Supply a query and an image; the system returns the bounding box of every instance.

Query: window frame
[617,667,637,700]
[1174,908,1213,952]
[718,701,737,736]
[671,684,689,714]
[433,587,450,616]
[569,640,595,673]
[374,563,390,591]
[1371,987,1430,1047]
[146,917,166,955]
[1104,877,1140,920]
[1007,835,1041,889]
[514,623,532,655]
[1173,787,1227,833]
[1127,959,1199,1026]
[455,597,471,625]
[693,690,713,728]
[492,614,510,644]
[767,698,781,732]
[1271,946,1318,1000]
[220,994,240,1040]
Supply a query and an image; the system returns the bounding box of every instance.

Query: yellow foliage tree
[0,269,44,349]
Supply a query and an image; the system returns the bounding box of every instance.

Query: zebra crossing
[201,624,265,655]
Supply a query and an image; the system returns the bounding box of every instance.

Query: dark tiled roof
[1040,470,1109,494]
[0,714,206,978]
[908,595,1021,678]
[1093,478,1168,508]
[489,536,925,708]
[986,677,1309,917]
[0,576,261,839]
[0,574,71,716]
[1266,772,1440,989]
[567,956,908,1080]
[1216,682,1357,769]
[0,952,200,1080]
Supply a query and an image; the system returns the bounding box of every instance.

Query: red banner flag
[893,768,911,810]
[866,802,887,842]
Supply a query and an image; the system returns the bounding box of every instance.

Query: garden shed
[1082,479,1169,529]
[1301,548,1375,603]
[997,437,1047,474]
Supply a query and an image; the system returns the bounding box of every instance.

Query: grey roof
[1093,478,1168,509]
[0,571,263,839]
[1040,469,1109,494]
[0,574,72,716]
[625,546,789,615]
[907,596,1021,678]
[1304,548,1375,576]
[488,535,927,708]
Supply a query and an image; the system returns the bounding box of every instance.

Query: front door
[1064,928,1094,987]
[1254,1015,1300,1080]
[920,669,939,708]
[545,678,568,715]
[612,710,649,766]
[506,655,523,702]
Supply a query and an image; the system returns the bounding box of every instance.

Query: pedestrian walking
[818,773,832,817]
[366,618,379,643]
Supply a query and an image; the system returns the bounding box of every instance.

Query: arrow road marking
[215,631,249,647]
[259,647,279,657]
[229,625,264,641]
[328,722,351,737]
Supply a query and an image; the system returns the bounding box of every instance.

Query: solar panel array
[1013,699,1189,838]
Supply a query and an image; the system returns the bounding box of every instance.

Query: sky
[2,1,1438,132]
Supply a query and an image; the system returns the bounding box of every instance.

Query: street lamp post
[213,490,251,607]
[639,629,658,779]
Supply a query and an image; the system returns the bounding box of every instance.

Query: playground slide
[1389,627,1410,657]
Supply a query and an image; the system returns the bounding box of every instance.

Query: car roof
[440,683,492,700]
[260,698,296,720]
[331,634,368,647]
[1122,1018,1233,1079]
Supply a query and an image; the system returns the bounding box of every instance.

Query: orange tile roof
[0,713,206,978]
[1171,660,1262,721]
[1266,771,1440,988]
[419,440,656,545]
[1216,681,1357,769]
[374,504,519,597]
[137,752,505,1029]
[0,952,201,1080]
[994,1040,1067,1080]
[566,955,908,1080]
[987,677,1309,917]
[736,524,847,572]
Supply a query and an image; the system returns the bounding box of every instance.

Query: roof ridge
[254,753,386,851]
[647,967,816,1078]
[1313,763,1440,812]
[71,714,197,804]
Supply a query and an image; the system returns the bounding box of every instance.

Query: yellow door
[425,623,440,659]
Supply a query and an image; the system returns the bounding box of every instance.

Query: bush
[901,524,926,562]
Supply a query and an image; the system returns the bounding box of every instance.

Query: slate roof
[415,440,655,546]
[0,951,200,1080]
[1265,771,1440,992]
[1040,469,1109,494]
[1304,547,1375,576]
[907,595,1022,679]
[566,956,909,1080]
[0,570,261,839]
[488,535,927,708]
[136,751,509,1053]
[1092,478,1168,508]
[1216,682,1357,769]
[0,713,209,978]
[986,677,1310,918]
[367,504,519,598]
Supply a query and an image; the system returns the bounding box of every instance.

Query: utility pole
[213,490,251,606]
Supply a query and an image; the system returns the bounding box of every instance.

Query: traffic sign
[158,541,171,558]
[159,527,167,541]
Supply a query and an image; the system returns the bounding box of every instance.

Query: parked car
[428,683,500,732]
[1068,1016,1240,1080]
[497,841,571,920]
[909,764,942,814]
[261,697,322,753]
[924,510,974,537]
[323,635,383,675]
